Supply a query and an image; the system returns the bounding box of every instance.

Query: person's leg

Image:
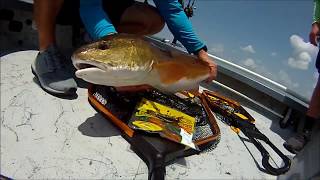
[33,0,64,51]
[284,75,319,154]
[308,74,320,119]
[32,0,77,96]
[117,2,165,35]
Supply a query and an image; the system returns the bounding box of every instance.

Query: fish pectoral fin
[154,62,188,84]
[154,60,209,85]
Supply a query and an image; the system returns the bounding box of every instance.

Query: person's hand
[310,23,319,46]
[197,49,217,83]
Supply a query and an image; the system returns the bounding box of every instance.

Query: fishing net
[88,84,220,152]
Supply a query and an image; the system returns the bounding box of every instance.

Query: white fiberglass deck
[1,51,295,179]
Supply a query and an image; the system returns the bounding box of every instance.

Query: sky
[155,0,318,100]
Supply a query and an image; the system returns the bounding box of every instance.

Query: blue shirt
[79,0,205,53]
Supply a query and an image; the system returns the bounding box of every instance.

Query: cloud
[209,44,224,56]
[271,52,277,56]
[287,35,318,70]
[242,58,257,69]
[241,45,255,54]
[314,72,319,79]
[288,52,312,70]
[241,58,299,89]
[240,58,301,93]
[241,58,271,76]
[313,72,319,88]
[278,70,299,89]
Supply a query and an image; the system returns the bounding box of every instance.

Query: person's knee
[119,3,164,35]
[143,5,165,34]
[149,13,165,34]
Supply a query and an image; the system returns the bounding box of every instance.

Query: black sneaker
[283,132,310,154]
[31,44,77,96]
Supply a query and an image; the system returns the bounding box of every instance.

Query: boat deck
[1,51,295,179]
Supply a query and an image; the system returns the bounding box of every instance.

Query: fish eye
[98,42,109,50]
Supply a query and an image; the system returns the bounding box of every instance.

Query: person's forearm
[79,0,117,40]
[153,0,206,54]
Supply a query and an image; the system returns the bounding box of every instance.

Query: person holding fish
[32,0,217,96]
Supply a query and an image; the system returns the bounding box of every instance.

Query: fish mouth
[75,62,99,70]
[71,53,104,71]
[71,55,152,87]
[71,55,110,83]
[71,56,110,85]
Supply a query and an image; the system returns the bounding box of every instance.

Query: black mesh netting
[91,85,220,152]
